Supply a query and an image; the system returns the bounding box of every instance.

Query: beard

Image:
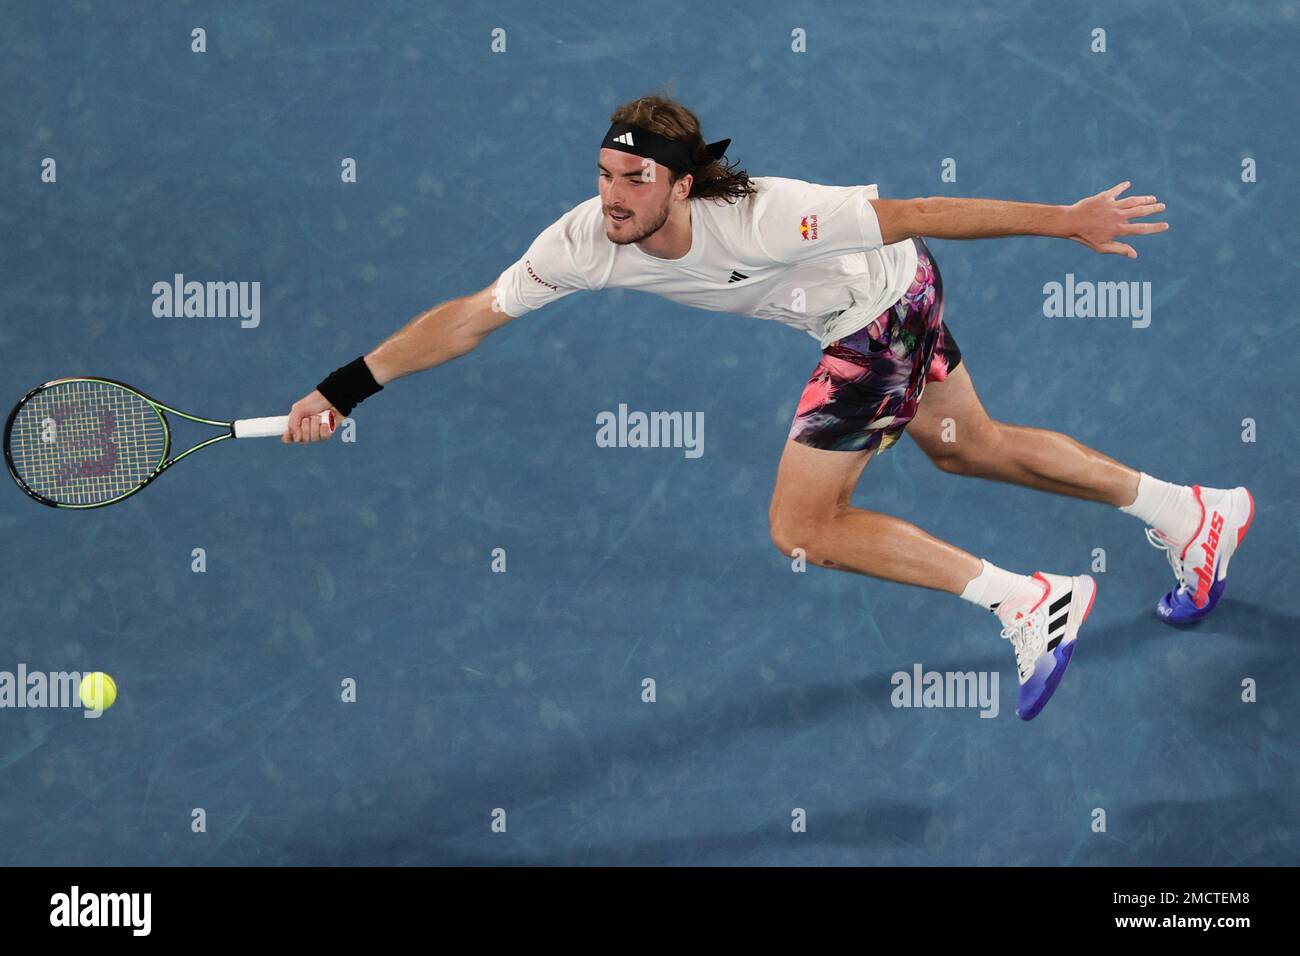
[605,199,671,245]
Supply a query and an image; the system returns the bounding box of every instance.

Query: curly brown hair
[609,94,756,203]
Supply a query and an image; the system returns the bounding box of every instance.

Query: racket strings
[8,381,167,505]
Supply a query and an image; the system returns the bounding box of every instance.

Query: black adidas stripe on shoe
[1045,587,1073,650]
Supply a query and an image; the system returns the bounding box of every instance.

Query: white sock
[959,559,1044,614]
[1119,472,1200,545]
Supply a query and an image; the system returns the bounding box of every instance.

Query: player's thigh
[906,361,1002,468]
[769,438,873,541]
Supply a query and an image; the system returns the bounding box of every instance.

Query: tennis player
[285,95,1253,720]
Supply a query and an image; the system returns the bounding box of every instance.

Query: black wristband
[316,356,383,417]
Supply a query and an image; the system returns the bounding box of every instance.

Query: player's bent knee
[769,513,807,558]
[769,521,801,558]
[769,510,833,559]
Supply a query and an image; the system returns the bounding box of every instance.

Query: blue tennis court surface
[1,1,1296,865]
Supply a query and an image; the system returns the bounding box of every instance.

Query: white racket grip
[233,411,334,439]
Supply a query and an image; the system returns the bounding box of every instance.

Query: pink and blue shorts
[788,237,962,454]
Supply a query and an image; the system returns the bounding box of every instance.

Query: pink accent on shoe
[1182,486,1208,561]
[1028,572,1052,614]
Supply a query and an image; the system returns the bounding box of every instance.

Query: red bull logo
[799,214,819,241]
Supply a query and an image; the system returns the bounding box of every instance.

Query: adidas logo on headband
[601,120,730,175]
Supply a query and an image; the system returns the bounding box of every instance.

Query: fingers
[1104,180,1132,198]
[1121,221,1170,235]
[282,397,339,445]
[1121,202,1166,220]
[286,410,336,443]
[288,412,311,444]
[1117,195,1159,209]
[1085,239,1134,258]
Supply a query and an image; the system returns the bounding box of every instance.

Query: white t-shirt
[493,176,919,349]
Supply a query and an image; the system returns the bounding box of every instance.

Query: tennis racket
[4,377,332,509]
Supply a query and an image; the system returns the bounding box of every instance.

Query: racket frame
[5,376,241,509]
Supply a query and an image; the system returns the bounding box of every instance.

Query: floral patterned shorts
[788,237,962,454]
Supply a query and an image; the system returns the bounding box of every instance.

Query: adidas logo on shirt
[727,270,749,283]
[613,132,635,146]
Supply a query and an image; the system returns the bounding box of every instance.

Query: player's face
[598,148,676,244]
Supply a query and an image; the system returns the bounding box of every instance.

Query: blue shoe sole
[1157,575,1227,625]
[1016,642,1076,721]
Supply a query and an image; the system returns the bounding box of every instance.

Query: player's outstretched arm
[871,181,1168,258]
[283,284,512,443]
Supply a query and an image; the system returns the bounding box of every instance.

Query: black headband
[600,121,731,175]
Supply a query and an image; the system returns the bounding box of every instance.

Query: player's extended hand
[282,390,341,444]
[1065,182,1169,259]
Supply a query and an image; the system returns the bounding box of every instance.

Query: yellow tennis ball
[80,672,117,710]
